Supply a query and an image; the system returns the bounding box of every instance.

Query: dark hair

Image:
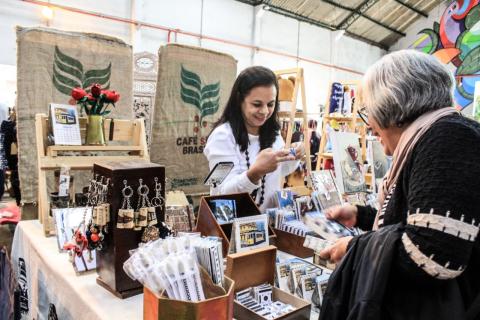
[211,66,280,152]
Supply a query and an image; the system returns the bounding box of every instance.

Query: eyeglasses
[357,107,369,127]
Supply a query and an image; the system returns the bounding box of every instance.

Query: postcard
[234,214,269,253]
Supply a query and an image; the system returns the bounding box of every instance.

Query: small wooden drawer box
[195,193,276,257]
[225,245,311,320]
[143,275,235,320]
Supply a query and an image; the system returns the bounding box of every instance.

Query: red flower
[86,94,95,102]
[103,90,120,103]
[91,83,102,97]
[71,87,87,100]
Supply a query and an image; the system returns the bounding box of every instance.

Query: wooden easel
[35,114,149,235]
[274,68,312,180]
[316,81,366,170]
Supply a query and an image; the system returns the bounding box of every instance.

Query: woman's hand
[319,236,353,263]
[324,204,358,228]
[247,148,294,183]
[289,142,305,160]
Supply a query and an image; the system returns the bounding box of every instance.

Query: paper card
[208,199,237,225]
[330,131,367,194]
[234,214,269,253]
[49,103,81,145]
[310,170,343,210]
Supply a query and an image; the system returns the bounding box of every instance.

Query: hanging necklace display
[245,149,266,206]
[117,180,134,229]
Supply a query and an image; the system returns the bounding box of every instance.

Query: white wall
[0,0,386,113]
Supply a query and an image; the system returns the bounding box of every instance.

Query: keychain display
[86,176,109,251]
[117,180,134,229]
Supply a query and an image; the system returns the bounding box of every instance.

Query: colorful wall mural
[410,0,480,110]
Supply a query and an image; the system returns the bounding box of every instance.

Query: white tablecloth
[11,220,143,320]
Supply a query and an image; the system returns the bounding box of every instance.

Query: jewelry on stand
[135,179,150,230]
[149,177,164,225]
[118,180,134,229]
[86,176,110,251]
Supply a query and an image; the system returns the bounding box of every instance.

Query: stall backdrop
[16,27,133,203]
[150,44,237,195]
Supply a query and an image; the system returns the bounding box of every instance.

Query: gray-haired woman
[319,50,480,320]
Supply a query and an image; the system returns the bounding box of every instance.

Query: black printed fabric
[324,114,480,320]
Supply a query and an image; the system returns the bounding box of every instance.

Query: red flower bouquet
[71,83,120,116]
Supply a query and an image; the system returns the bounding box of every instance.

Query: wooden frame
[274,68,312,183]
[35,113,149,235]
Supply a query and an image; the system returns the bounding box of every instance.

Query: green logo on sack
[180,65,220,132]
[52,46,111,96]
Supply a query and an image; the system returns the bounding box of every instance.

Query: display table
[11,220,142,320]
[10,220,321,320]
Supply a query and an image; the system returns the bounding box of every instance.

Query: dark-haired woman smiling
[204,66,304,211]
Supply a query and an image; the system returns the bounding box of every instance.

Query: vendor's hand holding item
[289,141,305,160]
[247,148,293,183]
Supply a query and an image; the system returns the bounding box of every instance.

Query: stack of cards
[194,236,224,285]
[123,236,225,301]
[303,235,333,252]
[235,284,295,319]
[274,257,331,307]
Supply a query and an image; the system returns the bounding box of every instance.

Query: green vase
[86,115,106,145]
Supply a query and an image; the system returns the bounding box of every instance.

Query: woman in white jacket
[204,66,303,211]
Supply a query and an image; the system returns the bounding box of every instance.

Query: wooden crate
[225,246,311,320]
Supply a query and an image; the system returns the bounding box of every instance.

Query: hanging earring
[117,180,134,229]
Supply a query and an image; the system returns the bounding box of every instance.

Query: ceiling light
[334,29,345,41]
[42,6,53,20]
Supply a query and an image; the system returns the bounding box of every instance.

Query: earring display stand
[93,161,165,299]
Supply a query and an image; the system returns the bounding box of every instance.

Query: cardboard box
[144,275,235,320]
[225,245,311,320]
[195,193,276,257]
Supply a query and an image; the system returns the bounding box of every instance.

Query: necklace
[245,149,266,206]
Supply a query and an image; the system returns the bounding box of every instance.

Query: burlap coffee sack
[150,44,237,195]
[17,26,133,203]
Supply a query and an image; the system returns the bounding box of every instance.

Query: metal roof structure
[235,0,444,50]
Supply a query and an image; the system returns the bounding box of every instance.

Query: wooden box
[93,161,165,298]
[225,246,311,320]
[195,193,276,257]
[143,275,235,320]
[273,228,314,258]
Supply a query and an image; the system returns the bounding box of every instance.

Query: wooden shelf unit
[35,113,149,235]
[315,81,367,171]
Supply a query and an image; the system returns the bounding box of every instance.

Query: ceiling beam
[265,4,388,50]
[322,0,406,37]
[393,0,428,18]
[336,0,379,30]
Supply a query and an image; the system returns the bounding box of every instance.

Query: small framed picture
[209,199,237,224]
[234,214,269,253]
